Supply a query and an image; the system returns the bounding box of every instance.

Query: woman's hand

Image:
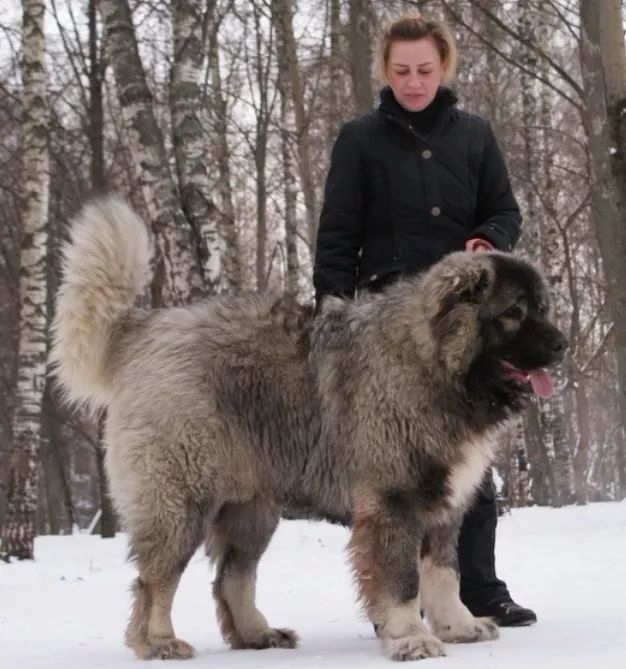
[466,238,494,252]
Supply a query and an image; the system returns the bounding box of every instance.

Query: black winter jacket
[313,87,522,301]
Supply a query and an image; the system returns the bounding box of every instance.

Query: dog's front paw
[147,637,195,660]
[244,627,299,650]
[382,633,446,661]
[433,616,499,644]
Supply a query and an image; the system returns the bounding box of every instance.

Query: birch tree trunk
[248,5,270,291]
[517,0,540,250]
[88,0,106,193]
[327,0,343,151]
[98,0,204,306]
[348,0,373,114]
[41,388,75,533]
[561,203,593,505]
[540,392,572,506]
[95,420,116,537]
[517,0,571,506]
[255,130,268,291]
[526,402,557,505]
[579,0,626,440]
[572,366,592,504]
[85,0,116,537]
[537,2,572,507]
[1,0,49,560]
[271,0,318,250]
[597,0,626,451]
[512,418,530,506]
[171,0,219,291]
[207,4,241,291]
[477,0,504,132]
[279,84,300,298]
[597,2,626,198]
[616,431,626,500]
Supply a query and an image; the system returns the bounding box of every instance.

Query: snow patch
[1,502,626,668]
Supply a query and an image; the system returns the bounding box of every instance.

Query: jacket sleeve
[313,121,366,302]
[471,121,522,252]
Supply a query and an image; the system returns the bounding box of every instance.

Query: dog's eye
[502,305,524,320]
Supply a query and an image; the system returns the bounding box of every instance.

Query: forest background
[0,0,625,559]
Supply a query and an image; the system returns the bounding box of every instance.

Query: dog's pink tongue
[529,369,554,397]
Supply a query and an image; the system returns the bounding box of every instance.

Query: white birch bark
[526,402,558,505]
[206,4,241,291]
[537,2,572,506]
[516,1,572,506]
[512,418,529,506]
[171,0,219,291]
[1,0,49,560]
[98,0,204,305]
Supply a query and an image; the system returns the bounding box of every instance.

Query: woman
[313,14,535,627]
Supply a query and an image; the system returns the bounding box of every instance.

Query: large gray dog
[50,198,566,662]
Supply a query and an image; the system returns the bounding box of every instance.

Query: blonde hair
[378,14,457,84]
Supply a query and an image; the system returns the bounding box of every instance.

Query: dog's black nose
[550,333,568,354]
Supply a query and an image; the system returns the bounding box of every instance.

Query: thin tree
[1,0,50,560]
[171,0,220,290]
[88,0,106,193]
[535,1,572,507]
[327,0,343,149]
[243,2,275,290]
[206,0,242,291]
[579,0,626,466]
[98,0,206,306]
[348,0,374,114]
[272,0,318,249]
[88,0,116,538]
[278,80,299,298]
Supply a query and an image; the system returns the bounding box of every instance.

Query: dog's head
[422,251,567,404]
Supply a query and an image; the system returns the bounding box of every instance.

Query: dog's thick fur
[50,198,566,662]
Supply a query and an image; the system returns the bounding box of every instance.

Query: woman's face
[386,38,447,111]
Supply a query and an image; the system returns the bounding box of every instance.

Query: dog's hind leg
[125,502,207,660]
[419,519,499,643]
[210,499,298,650]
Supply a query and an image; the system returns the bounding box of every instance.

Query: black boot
[466,598,537,627]
[458,473,537,627]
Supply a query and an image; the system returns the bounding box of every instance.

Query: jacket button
[431,206,441,216]
[422,149,432,159]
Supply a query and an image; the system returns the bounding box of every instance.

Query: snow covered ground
[1,502,625,669]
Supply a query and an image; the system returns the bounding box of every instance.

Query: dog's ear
[423,255,494,375]
[451,264,492,304]
[424,254,494,320]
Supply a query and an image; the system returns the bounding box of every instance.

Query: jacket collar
[378,86,458,138]
[378,85,458,117]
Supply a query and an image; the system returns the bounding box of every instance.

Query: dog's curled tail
[49,197,151,411]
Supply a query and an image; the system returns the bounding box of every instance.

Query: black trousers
[458,471,510,607]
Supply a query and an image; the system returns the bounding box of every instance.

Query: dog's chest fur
[446,434,497,508]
